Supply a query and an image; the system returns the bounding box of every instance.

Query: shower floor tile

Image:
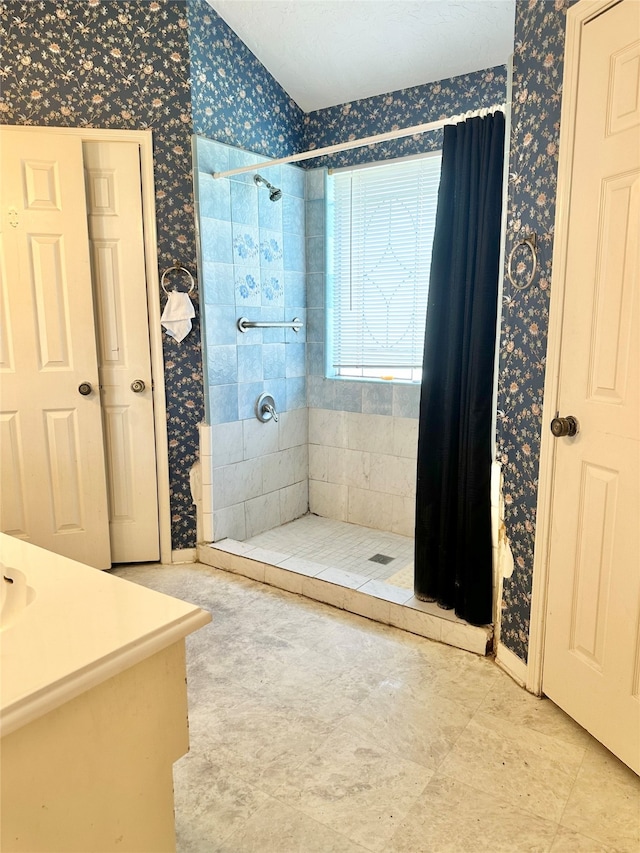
[244,514,414,586]
[203,515,490,655]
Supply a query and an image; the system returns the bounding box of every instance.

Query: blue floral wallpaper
[187,0,305,158]
[0,0,204,550]
[497,0,576,662]
[2,0,576,662]
[303,67,507,169]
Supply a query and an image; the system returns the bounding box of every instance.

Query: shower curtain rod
[212,102,506,179]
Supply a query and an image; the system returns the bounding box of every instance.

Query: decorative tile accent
[232,227,260,263]
[260,232,284,268]
[235,267,261,305]
[261,274,284,305]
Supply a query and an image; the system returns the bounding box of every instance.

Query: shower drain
[368,553,394,565]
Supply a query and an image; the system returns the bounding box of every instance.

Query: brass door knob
[550,415,579,437]
[130,379,146,393]
[78,382,93,396]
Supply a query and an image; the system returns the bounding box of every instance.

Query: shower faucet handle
[264,403,278,422]
[256,392,278,423]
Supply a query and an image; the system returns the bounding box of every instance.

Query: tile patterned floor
[245,514,414,585]
[113,562,640,853]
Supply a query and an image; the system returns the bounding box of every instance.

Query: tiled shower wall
[305,168,422,535]
[194,137,308,541]
[309,410,418,536]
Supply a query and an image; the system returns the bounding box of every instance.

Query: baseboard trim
[171,548,196,564]
[495,641,528,688]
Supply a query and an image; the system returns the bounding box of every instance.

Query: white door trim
[1,125,172,566]
[526,0,622,695]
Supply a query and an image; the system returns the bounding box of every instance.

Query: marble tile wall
[306,167,420,537]
[309,409,418,537]
[194,137,308,540]
[199,409,308,541]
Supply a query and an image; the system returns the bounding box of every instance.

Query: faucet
[255,393,279,423]
[262,402,278,422]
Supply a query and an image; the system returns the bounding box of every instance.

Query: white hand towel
[161,291,195,343]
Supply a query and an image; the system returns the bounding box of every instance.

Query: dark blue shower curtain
[414,112,505,626]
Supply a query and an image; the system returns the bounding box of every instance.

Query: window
[326,153,442,381]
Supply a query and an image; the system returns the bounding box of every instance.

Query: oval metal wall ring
[161,264,195,295]
[507,234,537,291]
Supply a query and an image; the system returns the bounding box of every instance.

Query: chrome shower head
[254,173,282,202]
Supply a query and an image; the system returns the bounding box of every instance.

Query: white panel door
[0,128,111,569]
[83,141,159,562]
[543,0,640,773]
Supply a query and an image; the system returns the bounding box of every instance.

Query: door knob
[78,382,93,396]
[550,415,579,437]
[130,379,146,393]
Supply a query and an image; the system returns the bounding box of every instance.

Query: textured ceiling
[207,1,516,112]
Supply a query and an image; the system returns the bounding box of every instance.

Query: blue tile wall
[195,137,306,425]
[237,345,264,383]
[263,344,286,379]
[202,263,235,304]
[1,0,203,550]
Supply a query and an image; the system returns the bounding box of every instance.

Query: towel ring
[161,263,195,295]
[507,234,537,291]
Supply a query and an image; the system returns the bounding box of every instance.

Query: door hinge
[8,208,19,228]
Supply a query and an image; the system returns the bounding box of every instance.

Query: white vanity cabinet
[0,534,210,852]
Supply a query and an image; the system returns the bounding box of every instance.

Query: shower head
[254,173,282,202]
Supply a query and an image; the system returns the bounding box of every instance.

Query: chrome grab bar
[237,317,304,333]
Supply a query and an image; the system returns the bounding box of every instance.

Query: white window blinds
[327,153,442,378]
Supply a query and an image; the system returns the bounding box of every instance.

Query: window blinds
[328,153,442,375]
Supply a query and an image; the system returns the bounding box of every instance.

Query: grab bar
[237,317,304,333]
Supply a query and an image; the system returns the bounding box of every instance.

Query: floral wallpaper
[0,0,204,550]
[497,0,577,662]
[1,0,577,658]
[303,67,507,170]
[187,0,305,158]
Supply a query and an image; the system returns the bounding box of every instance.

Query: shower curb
[197,541,493,656]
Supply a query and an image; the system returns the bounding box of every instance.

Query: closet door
[83,141,160,563]
[0,127,111,569]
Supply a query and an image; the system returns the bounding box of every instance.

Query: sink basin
[0,565,35,631]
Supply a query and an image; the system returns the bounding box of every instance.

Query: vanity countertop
[0,534,211,738]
